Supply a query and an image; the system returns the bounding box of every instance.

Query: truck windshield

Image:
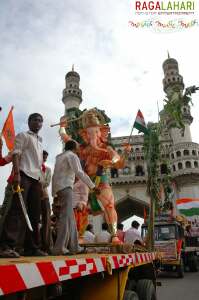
[154,225,176,241]
[142,225,176,241]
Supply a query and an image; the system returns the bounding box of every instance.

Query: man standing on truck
[41,150,52,253]
[52,140,97,255]
[124,220,143,245]
[0,113,47,258]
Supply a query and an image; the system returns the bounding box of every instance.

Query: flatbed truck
[0,247,159,300]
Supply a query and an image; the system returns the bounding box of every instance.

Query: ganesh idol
[58,108,131,243]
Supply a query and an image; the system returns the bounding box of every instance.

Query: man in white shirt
[52,140,96,255]
[95,223,111,243]
[0,113,46,258]
[124,220,143,245]
[83,224,95,243]
[41,150,52,253]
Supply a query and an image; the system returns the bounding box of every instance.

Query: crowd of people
[0,112,143,258]
[83,221,143,246]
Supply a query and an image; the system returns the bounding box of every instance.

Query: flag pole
[157,101,160,122]
[128,123,134,144]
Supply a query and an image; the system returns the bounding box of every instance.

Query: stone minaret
[162,54,193,144]
[62,65,82,115]
[162,55,199,222]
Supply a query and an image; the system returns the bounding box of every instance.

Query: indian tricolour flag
[176,198,199,218]
[133,110,148,134]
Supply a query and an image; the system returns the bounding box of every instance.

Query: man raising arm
[52,140,96,255]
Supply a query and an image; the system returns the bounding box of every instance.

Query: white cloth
[124,228,142,244]
[13,131,43,180]
[52,150,95,197]
[95,230,111,243]
[83,231,95,243]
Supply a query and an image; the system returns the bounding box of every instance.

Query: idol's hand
[60,116,68,128]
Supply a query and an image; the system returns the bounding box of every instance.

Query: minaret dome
[162,55,184,94]
[62,66,82,110]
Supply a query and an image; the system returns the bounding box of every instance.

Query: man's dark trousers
[0,172,42,253]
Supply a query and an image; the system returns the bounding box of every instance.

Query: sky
[0,1,199,226]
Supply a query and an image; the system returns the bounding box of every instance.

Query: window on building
[185,161,191,168]
[173,165,176,172]
[194,161,198,168]
[123,166,130,175]
[171,153,174,159]
[192,150,196,156]
[176,151,181,157]
[111,168,118,178]
[160,164,168,174]
[183,150,189,156]
[178,162,183,170]
[135,165,144,176]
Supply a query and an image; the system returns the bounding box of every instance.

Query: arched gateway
[116,195,149,222]
[111,177,150,223]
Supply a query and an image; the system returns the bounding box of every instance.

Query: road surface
[157,271,199,300]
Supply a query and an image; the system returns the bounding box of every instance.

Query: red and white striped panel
[109,252,156,269]
[0,257,106,296]
[0,253,156,296]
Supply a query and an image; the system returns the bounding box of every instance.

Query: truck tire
[176,259,184,278]
[189,255,198,272]
[136,279,157,300]
[126,279,136,291]
[123,290,139,300]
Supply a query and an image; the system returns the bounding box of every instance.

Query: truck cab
[142,215,198,278]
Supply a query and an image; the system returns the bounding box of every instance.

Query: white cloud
[1,0,199,209]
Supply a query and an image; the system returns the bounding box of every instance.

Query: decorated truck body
[142,215,198,278]
[0,249,159,300]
